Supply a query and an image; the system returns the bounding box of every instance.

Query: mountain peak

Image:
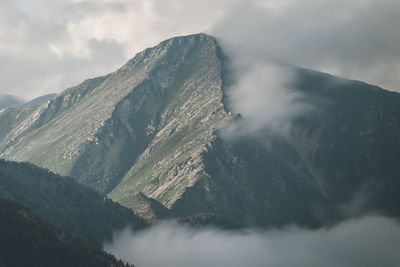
[120,32,217,72]
[0,32,232,197]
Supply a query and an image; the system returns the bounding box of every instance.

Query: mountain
[0,33,240,220]
[0,33,399,227]
[0,198,133,267]
[0,94,24,109]
[0,159,146,248]
[0,93,56,111]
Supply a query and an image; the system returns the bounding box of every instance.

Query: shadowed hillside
[0,198,134,267]
[0,159,146,248]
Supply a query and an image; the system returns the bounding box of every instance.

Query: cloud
[1,0,235,99]
[212,0,400,134]
[212,0,400,92]
[221,62,311,137]
[0,0,127,99]
[104,216,400,267]
[49,0,239,59]
[1,0,400,99]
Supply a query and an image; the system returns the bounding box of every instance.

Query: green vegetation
[177,212,241,229]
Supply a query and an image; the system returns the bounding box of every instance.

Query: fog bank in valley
[105,215,400,267]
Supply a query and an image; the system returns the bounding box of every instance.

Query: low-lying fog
[104,215,400,267]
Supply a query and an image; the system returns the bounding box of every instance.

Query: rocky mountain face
[0,34,399,227]
[0,33,239,221]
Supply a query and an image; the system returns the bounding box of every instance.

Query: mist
[105,216,400,267]
[221,61,311,138]
[212,0,400,136]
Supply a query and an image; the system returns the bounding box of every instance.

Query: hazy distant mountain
[0,159,146,247]
[0,198,133,267]
[0,34,399,228]
[0,94,24,109]
[0,93,56,110]
[22,93,57,107]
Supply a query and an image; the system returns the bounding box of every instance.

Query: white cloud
[0,0,127,99]
[222,63,310,137]
[49,0,236,59]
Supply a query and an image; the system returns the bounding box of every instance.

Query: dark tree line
[0,198,134,267]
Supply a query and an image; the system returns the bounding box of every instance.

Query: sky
[1,0,399,100]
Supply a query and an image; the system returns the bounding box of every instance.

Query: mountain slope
[0,34,233,199]
[0,159,146,248]
[0,198,133,267]
[0,34,242,221]
[289,69,400,217]
[72,34,233,197]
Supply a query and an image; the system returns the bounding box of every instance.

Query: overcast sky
[1,0,399,99]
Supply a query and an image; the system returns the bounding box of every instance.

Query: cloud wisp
[221,62,311,138]
[104,216,400,267]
